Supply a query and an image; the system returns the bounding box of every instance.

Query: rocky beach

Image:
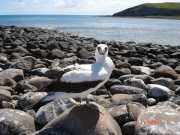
[1,25,180,135]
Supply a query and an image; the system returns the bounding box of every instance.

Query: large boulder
[0,109,35,135]
[135,103,180,135]
[36,103,122,135]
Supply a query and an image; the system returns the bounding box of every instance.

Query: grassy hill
[113,2,180,19]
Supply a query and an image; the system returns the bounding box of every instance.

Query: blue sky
[1,0,180,15]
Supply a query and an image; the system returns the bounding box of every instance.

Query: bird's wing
[62,64,93,73]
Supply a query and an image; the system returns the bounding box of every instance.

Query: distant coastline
[113,2,180,20]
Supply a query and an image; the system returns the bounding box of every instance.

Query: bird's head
[95,44,109,63]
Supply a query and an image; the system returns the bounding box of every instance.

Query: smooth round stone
[0,89,11,102]
[131,66,153,75]
[10,56,37,70]
[108,105,129,126]
[124,78,147,90]
[147,84,173,101]
[0,68,24,82]
[147,98,157,106]
[111,94,147,106]
[151,77,174,90]
[153,65,177,79]
[126,102,146,121]
[110,85,144,95]
[28,77,53,91]
[16,92,48,110]
[31,68,49,76]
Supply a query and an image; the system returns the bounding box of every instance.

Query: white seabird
[47,44,115,93]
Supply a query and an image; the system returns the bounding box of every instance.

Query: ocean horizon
[0,15,180,46]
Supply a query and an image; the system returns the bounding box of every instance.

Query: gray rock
[0,55,8,63]
[0,89,11,103]
[106,79,122,89]
[147,84,173,101]
[122,121,136,135]
[128,57,143,66]
[153,65,178,79]
[28,77,53,91]
[111,68,131,78]
[0,109,35,135]
[31,68,49,76]
[15,80,38,93]
[111,94,147,106]
[0,68,24,82]
[16,92,47,110]
[0,76,17,88]
[36,97,75,127]
[110,85,144,94]
[93,95,112,108]
[131,66,153,75]
[10,56,37,70]
[77,48,92,59]
[124,78,148,90]
[126,102,146,121]
[149,62,163,69]
[151,77,174,90]
[115,61,131,68]
[147,98,157,106]
[1,101,15,109]
[51,49,66,59]
[108,105,129,126]
[134,74,153,84]
[169,96,180,106]
[175,65,180,74]
[118,74,135,82]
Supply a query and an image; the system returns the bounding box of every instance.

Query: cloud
[2,0,180,15]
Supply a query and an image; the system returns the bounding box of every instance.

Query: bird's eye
[104,47,108,52]
[97,47,101,51]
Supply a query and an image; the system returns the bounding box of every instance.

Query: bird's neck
[95,56,114,71]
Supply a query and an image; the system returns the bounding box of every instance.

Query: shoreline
[1,25,178,47]
[0,25,180,134]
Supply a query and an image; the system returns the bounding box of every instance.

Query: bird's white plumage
[61,44,114,83]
